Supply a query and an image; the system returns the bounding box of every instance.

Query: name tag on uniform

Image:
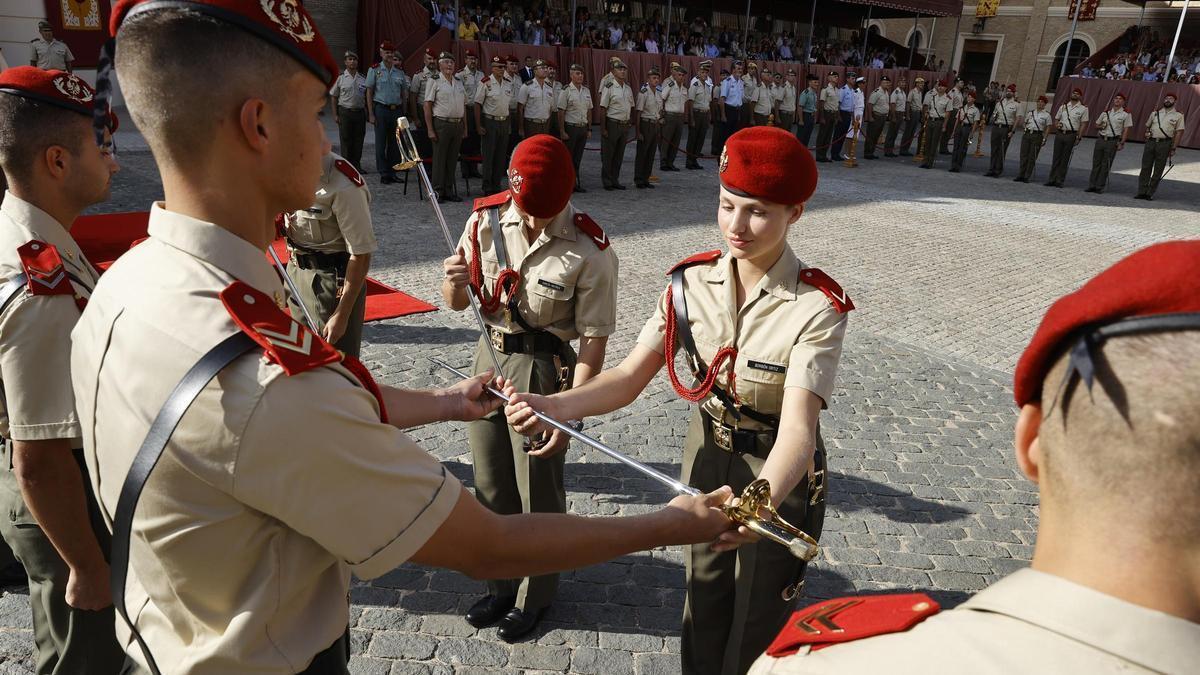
[537,279,566,292]
[747,360,786,374]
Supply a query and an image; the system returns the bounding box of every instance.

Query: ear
[238,97,271,154]
[1014,403,1043,484]
[787,203,805,226]
[42,144,71,181]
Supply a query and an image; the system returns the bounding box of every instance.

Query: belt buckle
[712,422,733,452]
[488,327,506,353]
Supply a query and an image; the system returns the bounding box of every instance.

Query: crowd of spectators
[1074,25,1200,84]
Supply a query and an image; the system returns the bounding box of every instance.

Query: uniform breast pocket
[738,356,789,415]
[527,277,575,326]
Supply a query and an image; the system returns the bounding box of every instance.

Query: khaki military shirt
[1025,108,1052,132]
[908,87,923,112]
[1095,108,1133,138]
[474,74,512,118]
[329,69,366,109]
[688,76,714,112]
[991,97,1020,125]
[410,66,437,105]
[662,77,689,114]
[600,81,635,122]
[890,88,906,114]
[868,88,890,116]
[742,74,758,105]
[457,66,483,103]
[637,247,847,430]
[285,153,377,256]
[425,74,466,119]
[1146,108,1185,140]
[1055,101,1089,133]
[31,37,73,70]
[925,92,951,119]
[71,204,459,674]
[0,192,97,443]
[518,80,556,121]
[748,569,1200,675]
[557,83,593,126]
[637,84,665,122]
[778,82,797,114]
[819,84,839,113]
[752,82,774,115]
[504,74,520,111]
[948,87,964,111]
[957,104,981,126]
[455,200,618,341]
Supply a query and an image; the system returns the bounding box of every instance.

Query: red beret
[938,79,948,87]
[1013,241,1200,406]
[1006,83,1016,92]
[465,49,476,57]
[379,40,395,51]
[425,48,437,57]
[506,55,519,64]
[0,67,117,131]
[719,127,817,206]
[1114,92,1127,99]
[1072,87,1083,96]
[1037,95,1049,103]
[507,135,574,218]
[112,0,337,86]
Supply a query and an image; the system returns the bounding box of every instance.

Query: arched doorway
[907,29,922,52]
[1048,40,1091,91]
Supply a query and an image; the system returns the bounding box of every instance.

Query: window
[908,29,922,52]
[1047,39,1090,91]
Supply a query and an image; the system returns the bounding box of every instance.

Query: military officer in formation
[365,41,409,184]
[901,76,925,156]
[329,50,368,172]
[408,48,439,158]
[1085,92,1132,194]
[29,21,73,72]
[710,67,729,156]
[424,51,467,203]
[599,58,634,191]
[1135,92,1184,201]
[750,66,776,127]
[919,80,952,169]
[442,135,620,642]
[863,76,892,160]
[775,70,798,133]
[716,62,746,155]
[949,91,982,173]
[1013,95,1052,183]
[82,4,734,672]
[940,77,964,154]
[505,55,523,156]
[796,73,819,148]
[1045,87,1088,188]
[984,84,1020,177]
[742,62,761,124]
[660,62,689,172]
[633,66,665,189]
[685,60,714,169]
[557,63,593,191]
[507,126,847,675]
[457,49,484,181]
[474,55,513,195]
[0,66,124,675]
[813,71,840,162]
[282,152,376,357]
[518,59,555,139]
[751,240,1200,675]
[883,76,907,157]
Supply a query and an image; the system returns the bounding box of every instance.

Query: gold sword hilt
[723,479,819,562]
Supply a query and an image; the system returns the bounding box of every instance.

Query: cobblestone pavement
[0,117,1195,673]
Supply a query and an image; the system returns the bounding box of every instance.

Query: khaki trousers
[601,118,631,188]
[285,256,367,358]
[635,118,661,185]
[920,119,946,168]
[686,111,710,167]
[431,117,464,198]
[1137,137,1172,196]
[480,116,511,195]
[1017,130,1045,180]
[1087,136,1120,191]
[989,124,1013,175]
[563,123,589,183]
[660,112,685,168]
[1047,131,1077,185]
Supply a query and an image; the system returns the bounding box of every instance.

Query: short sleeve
[424,81,438,104]
[365,68,377,89]
[599,87,610,108]
[517,84,530,105]
[556,88,567,110]
[333,185,377,255]
[636,92,646,112]
[455,211,481,265]
[65,44,75,61]
[572,247,619,338]
[474,83,486,105]
[635,284,671,354]
[234,368,461,580]
[783,305,848,406]
[0,294,82,442]
[328,79,339,97]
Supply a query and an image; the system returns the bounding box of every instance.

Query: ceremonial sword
[267,243,320,334]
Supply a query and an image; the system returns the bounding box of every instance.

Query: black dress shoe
[646,183,656,188]
[614,184,627,190]
[1084,187,1097,193]
[899,151,912,156]
[445,195,463,202]
[380,175,396,184]
[465,595,517,628]
[864,154,878,160]
[948,167,960,173]
[686,164,702,170]
[497,607,546,643]
[816,158,829,163]
[884,153,897,157]
[635,183,647,189]
[573,186,587,193]
[604,185,615,191]
[1044,181,1056,187]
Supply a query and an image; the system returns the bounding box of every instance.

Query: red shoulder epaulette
[334,158,364,187]
[766,593,940,657]
[799,267,854,313]
[473,190,511,212]
[667,249,721,275]
[481,75,491,84]
[17,240,73,297]
[219,282,341,376]
[572,212,610,250]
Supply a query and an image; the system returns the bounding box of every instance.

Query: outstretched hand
[505,390,561,437]
[443,370,504,421]
[663,486,737,547]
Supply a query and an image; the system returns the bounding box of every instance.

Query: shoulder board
[572,213,609,250]
[334,158,364,187]
[604,82,613,88]
[640,84,648,92]
[668,80,676,87]
[472,190,511,212]
[481,75,491,83]
[220,282,341,376]
[17,241,72,297]
[799,267,854,313]
[667,250,721,275]
[766,593,939,657]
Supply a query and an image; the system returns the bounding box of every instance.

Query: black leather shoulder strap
[110,332,259,675]
[0,274,28,316]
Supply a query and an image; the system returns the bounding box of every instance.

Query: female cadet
[441,134,619,642]
[505,126,852,675]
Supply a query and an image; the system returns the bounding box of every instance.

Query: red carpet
[72,212,437,322]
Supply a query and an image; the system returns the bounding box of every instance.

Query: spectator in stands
[459,15,480,41]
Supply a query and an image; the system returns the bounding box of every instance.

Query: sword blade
[268,244,320,334]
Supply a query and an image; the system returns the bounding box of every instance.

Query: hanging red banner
[1068,0,1100,21]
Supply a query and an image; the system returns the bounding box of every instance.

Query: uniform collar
[145,202,282,299]
[0,191,80,258]
[499,202,577,243]
[963,568,1200,674]
[704,246,800,301]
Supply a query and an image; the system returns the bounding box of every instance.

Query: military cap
[506,54,520,64]
[379,40,395,51]
[787,68,797,76]
[438,51,455,61]
[827,70,838,76]
[1163,92,1177,100]
[954,77,964,83]
[546,60,557,70]
[1006,83,1016,92]
[1013,241,1200,407]
[846,71,857,79]
[534,58,548,68]
[671,62,685,73]
[344,50,358,59]
[747,61,758,69]
[1037,95,1048,103]
[880,76,891,82]
[966,90,977,99]
[490,55,504,67]
[609,56,623,66]
[1114,92,1127,100]
[937,79,949,87]
[508,135,575,218]
[0,66,118,131]
[1071,87,1083,96]
[806,73,819,80]
[647,65,661,76]
[569,63,584,72]
[612,59,628,70]
[719,126,817,206]
[720,68,730,75]
[464,48,476,57]
[855,76,866,83]
[699,60,713,69]
[425,47,437,58]
[38,19,52,29]
[915,76,926,83]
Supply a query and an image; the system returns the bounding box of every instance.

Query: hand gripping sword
[430,357,821,563]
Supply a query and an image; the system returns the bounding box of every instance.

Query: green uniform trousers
[864,116,886,157]
[1047,131,1077,185]
[884,114,902,153]
[681,410,826,675]
[563,123,589,183]
[523,119,551,138]
[776,112,794,134]
[635,118,661,185]
[469,338,576,610]
[601,118,631,188]
[660,112,685,169]
[920,120,946,168]
[903,113,922,154]
[988,124,1013,175]
[480,116,511,195]
[1088,136,1121,191]
[1017,130,1045,180]
[1137,137,1173,197]
[285,256,367,358]
[950,125,974,171]
[431,117,464,199]
[121,630,350,674]
[0,444,125,675]
[686,111,710,168]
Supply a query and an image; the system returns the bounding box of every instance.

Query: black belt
[376,103,401,110]
[702,409,776,457]
[338,105,365,112]
[994,123,1011,128]
[289,247,350,271]
[565,122,589,128]
[487,326,562,356]
[1100,134,1120,140]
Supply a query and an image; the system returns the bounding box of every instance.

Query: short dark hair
[0,95,88,186]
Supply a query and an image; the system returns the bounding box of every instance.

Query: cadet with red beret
[1086,92,1132,194]
[984,84,1020,178]
[1014,95,1053,182]
[1045,87,1089,187]
[442,135,621,641]
[506,127,852,674]
[750,241,1200,674]
[78,4,732,672]
[919,80,952,169]
[0,66,124,673]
